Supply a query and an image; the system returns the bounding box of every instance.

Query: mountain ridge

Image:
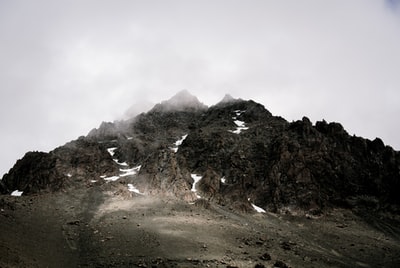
[1,91,399,215]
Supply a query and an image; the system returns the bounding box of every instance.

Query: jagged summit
[220,94,235,103]
[216,93,241,105]
[151,90,207,112]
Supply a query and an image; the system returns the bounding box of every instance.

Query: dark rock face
[137,148,195,201]
[53,138,119,181]
[0,151,62,194]
[1,137,118,194]
[1,92,399,215]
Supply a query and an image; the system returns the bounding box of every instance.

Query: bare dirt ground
[1,181,400,268]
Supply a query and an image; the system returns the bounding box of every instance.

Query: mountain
[151,89,208,112]
[1,91,400,214]
[1,91,400,267]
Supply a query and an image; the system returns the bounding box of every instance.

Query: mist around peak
[214,93,244,107]
[220,94,235,103]
[151,90,208,112]
[122,100,154,120]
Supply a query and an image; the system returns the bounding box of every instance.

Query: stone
[260,252,272,261]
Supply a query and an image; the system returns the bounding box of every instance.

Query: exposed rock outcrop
[0,151,62,194]
[0,137,118,194]
[1,91,399,215]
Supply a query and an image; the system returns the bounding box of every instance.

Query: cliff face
[1,92,399,214]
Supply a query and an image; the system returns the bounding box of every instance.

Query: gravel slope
[1,182,399,268]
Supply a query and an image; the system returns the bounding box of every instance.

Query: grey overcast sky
[1,0,400,176]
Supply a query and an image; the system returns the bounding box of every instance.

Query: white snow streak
[228,110,249,134]
[11,190,23,196]
[175,134,188,146]
[107,147,129,166]
[120,165,141,177]
[220,177,226,184]
[191,174,202,198]
[127,183,144,195]
[251,203,266,213]
[103,146,142,182]
[107,147,117,157]
[233,120,246,127]
[114,160,129,166]
[171,134,188,153]
[102,165,141,182]
[103,175,120,182]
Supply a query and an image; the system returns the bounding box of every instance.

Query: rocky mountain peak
[1,91,400,217]
[214,93,243,107]
[151,90,207,112]
[220,93,235,103]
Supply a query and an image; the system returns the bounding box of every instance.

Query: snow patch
[114,160,129,166]
[234,110,245,116]
[229,111,249,134]
[103,175,120,182]
[90,180,97,183]
[171,134,188,153]
[102,164,141,182]
[251,203,266,213]
[11,190,23,196]
[66,173,72,178]
[127,184,144,195]
[191,174,202,198]
[107,147,128,166]
[120,165,141,177]
[107,147,117,157]
[233,120,246,127]
[220,177,226,184]
[175,134,188,146]
[105,146,142,181]
[229,125,249,134]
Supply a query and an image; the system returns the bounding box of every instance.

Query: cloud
[1,0,400,175]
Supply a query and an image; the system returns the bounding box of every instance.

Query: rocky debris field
[0,181,399,268]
